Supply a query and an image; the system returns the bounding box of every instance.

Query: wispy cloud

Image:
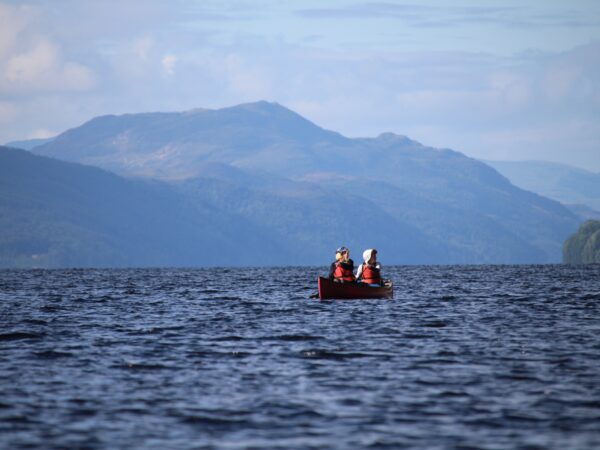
[161,54,177,75]
[1,0,599,170]
[0,5,95,96]
[296,2,600,29]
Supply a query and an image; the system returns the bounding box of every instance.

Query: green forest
[563,220,600,264]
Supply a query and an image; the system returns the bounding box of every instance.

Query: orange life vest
[333,263,355,282]
[360,264,381,284]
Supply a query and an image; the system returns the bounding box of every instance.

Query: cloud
[0,5,95,95]
[295,2,600,29]
[0,38,95,94]
[132,36,154,61]
[0,101,17,123]
[0,3,33,57]
[1,1,599,170]
[161,54,177,75]
[221,53,273,99]
[5,40,57,83]
[205,39,599,169]
[25,128,56,139]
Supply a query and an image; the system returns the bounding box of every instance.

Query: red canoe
[317,277,393,300]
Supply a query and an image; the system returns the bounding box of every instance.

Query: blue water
[1,265,600,449]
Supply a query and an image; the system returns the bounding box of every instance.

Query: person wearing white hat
[356,249,382,285]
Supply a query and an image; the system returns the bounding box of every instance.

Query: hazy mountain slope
[325,135,577,261]
[0,146,286,268]
[315,178,547,263]
[5,137,55,150]
[565,204,600,221]
[176,163,570,263]
[178,175,439,264]
[23,101,582,263]
[1,146,439,267]
[486,160,600,211]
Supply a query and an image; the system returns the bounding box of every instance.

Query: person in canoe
[328,246,356,282]
[356,248,382,285]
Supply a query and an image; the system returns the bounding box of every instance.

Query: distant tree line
[563,220,600,264]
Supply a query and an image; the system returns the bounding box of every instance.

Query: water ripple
[0,265,599,449]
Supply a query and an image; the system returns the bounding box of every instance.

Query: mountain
[32,102,347,180]
[0,146,439,267]
[0,146,286,268]
[177,175,438,265]
[563,220,600,264]
[4,102,582,266]
[486,160,600,211]
[5,137,55,150]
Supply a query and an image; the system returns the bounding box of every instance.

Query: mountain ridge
[2,101,582,266]
[5,136,55,150]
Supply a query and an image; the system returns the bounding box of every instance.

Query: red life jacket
[333,263,355,282]
[360,264,381,284]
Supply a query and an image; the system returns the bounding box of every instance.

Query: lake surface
[1,265,600,449]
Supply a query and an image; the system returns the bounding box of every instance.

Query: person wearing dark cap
[328,246,356,282]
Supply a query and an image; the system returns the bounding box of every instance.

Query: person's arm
[328,262,336,279]
[355,263,363,279]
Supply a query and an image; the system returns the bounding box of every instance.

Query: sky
[1,0,599,170]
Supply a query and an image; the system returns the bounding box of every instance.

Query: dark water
[1,265,600,450]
